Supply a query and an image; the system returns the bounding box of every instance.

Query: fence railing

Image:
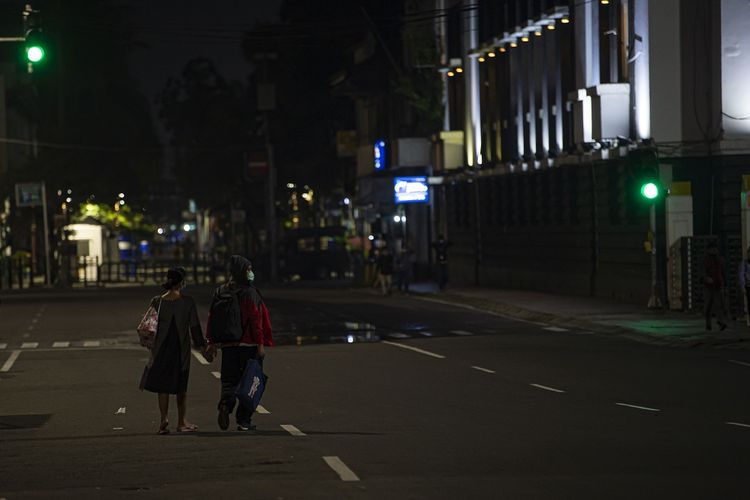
[76,258,226,286]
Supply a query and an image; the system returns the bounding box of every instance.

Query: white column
[721,0,750,137]
[463,0,482,166]
[630,0,651,139]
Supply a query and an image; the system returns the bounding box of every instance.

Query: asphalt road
[1,285,750,499]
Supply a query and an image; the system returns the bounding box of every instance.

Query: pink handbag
[137,299,161,348]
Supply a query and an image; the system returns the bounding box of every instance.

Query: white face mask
[247,271,255,283]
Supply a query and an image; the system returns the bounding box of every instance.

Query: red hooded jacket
[206,284,274,347]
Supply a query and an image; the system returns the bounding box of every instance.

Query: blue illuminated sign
[394,176,429,204]
[374,140,386,170]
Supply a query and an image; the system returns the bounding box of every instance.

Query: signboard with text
[15,182,43,207]
[394,176,429,204]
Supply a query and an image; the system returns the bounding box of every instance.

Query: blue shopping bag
[234,358,268,412]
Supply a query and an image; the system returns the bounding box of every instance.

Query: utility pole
[255,53,278,283]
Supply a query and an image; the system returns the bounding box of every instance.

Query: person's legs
[158,393,169,432]
[218,347,242,430]
[716,290,728,328]
[745,288,750,326]
[704,289,715,329]
[177,391,190,428]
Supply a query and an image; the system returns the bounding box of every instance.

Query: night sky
[123,0,280,130]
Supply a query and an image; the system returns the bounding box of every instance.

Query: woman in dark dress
[140,267,208,434]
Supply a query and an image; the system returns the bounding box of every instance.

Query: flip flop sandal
[158,422,170,435]
[177,424,198,433]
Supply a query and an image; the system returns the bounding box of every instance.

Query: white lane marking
[0,343,7,350]
[26,325,34,331]
[112,427,124,431]
[729,359,750,368]
[1,350,21,372]
[83,341,101,348]
[191,350,209,365]
[451,330,474,336]
[323,456,360,482]
[22,333,30,339]
[413,296,538,324]
[281,424,306,436]
[417,331,434,337]
[211,371,221,379]
[53,341,70,348]
[616,402,661,412]
[21,342,39,349]
[471,366,496,374]
[257,405,270,414]
[115,407,127,415]
[381,340,446,359]
[543,326,569,332]
[388,333,411,339]
[31,318,38,324]
[530,383,566,393]
[726,421,750,429]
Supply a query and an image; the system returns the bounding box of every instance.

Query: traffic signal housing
[22,5,45,67]
[25,29,45,63]
[629,149,662,204]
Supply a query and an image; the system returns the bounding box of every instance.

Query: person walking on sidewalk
[376,247,394,295]
[704,242,728,331]
[738,246,750,326]
[396,244,416,293]
[205,255,274,431]
[432,235,451,290]
[139,267,208,435]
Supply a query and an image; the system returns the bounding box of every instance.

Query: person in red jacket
[704,242,728,331]
[205,255,274,431]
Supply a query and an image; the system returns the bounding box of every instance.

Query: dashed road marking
[53,341,70,348]
[530,383,565,393]
[31,318,38,324]
[1,350,21,372]
[729,359,750,368]
[281,424,306,436]
[211,371,221,379]
[451,330,474,336]
[0,343,7,350]
[191,350,209,365]
[21,342,39,349]
[388,333,411,339]
[471,366,496,374]
[83,341,101,348]
[382,340,446,359]
[616,402,660,412]
[323,456,360,482]
[26,325,34,331]
[417,331,434,337]
[257,405,271,414]
[726,421,750,429]
[543,326,569,332]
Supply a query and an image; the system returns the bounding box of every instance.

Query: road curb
[414,292,750,351]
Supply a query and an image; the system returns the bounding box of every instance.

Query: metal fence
[77,258,226,286]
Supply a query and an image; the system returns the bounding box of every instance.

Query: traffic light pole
[647,203,662,309]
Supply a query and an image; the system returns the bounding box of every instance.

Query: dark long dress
[140,295,205,394]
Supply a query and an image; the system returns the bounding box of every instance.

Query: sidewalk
[409,283,750,350]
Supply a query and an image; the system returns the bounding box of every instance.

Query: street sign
[15,182,43,207]
[245,151,268,177]
[394,176,429,204]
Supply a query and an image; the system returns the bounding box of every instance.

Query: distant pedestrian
[432,235,452,290]
[704,242,728,331]
[139,267,208,435]
[375,247,394,295]
[205,255,274,432]
[738,246,750,326]
[396,245,416,293]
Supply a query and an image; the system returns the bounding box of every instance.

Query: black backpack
[208,286,244,342]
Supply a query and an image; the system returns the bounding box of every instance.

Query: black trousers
[219,346,262,425]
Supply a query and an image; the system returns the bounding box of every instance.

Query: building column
[463,0,482,166]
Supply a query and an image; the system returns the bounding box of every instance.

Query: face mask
[247,271,255,283]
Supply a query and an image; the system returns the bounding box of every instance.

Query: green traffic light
[26,45,44,63]
[640,182,659,200]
